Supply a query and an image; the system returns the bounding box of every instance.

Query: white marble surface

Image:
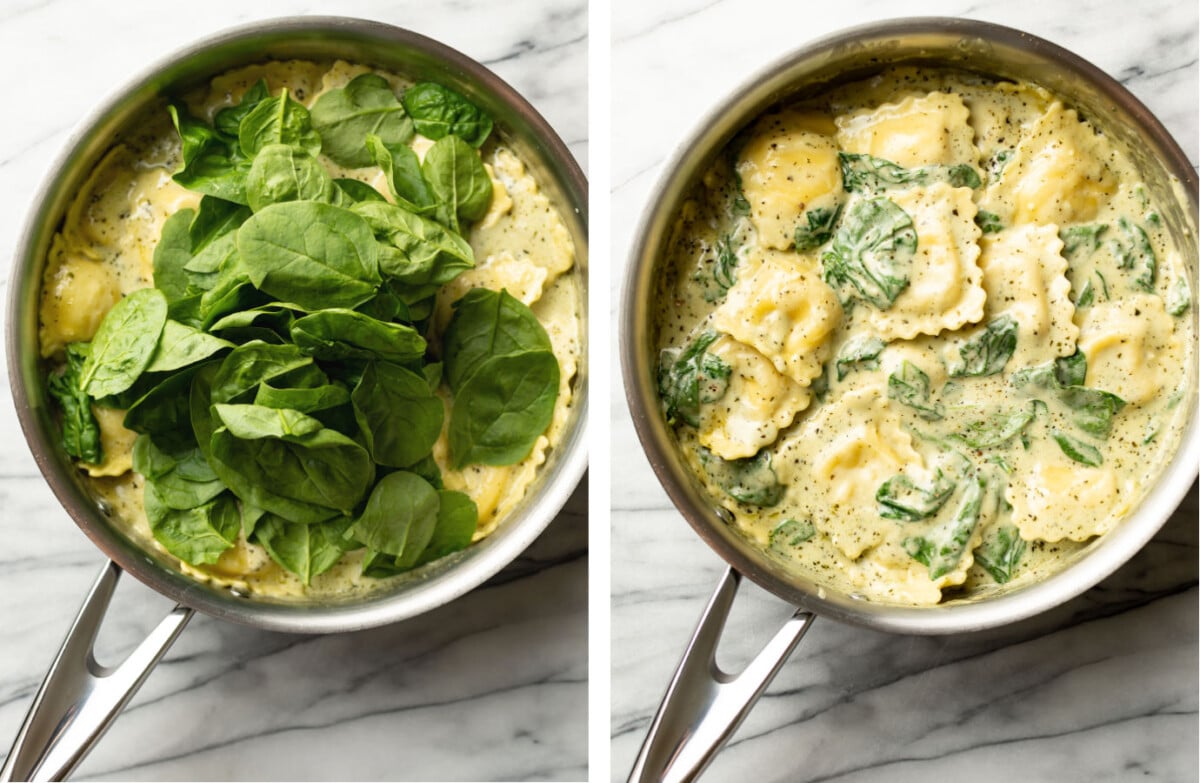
[0,1,587,781]
[610,1,1198,781]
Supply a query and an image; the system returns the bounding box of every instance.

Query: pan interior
[622,18,1198,635]
[9,18,588,634]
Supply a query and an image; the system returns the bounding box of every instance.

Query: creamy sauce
[655,68,1193,606]
[40,60,581,599]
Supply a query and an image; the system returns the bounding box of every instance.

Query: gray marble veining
[0,1,587,781]
[610,1,1198,781]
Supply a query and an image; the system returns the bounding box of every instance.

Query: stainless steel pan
[3,17,588,782]
[620,18,1197,783]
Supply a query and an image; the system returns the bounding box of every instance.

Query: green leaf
[366,134,436,213]
[449,349,559,468]
[334,178,388,204]
[353,201,475,286]
[657,330,731,428]
[124,364,208,451]
[144,320,232,374]
[212,403,326,440]
[694,233,740,302]
[821,196,916,310]
[401,82,493,147]
[213,79,270,138]
[236,201,381,310]
[954,404,1036,449]
[794,204,843,250]
[951,315,1017,377]
[975,210,1003,234]
[252,514,353,585]
[835,335,885,381]
[352,361,444,468]
[189,196,251,251]
[876,471,955,521]
[974,524,1026,584]
[245,144,338,211]
[698,447,785,507]
[133,435,225,510]
[1059,224,1107,258]
[442,288,554,391]
[310,73,414,168]
[416,490,478,566]
[769,518,816,550]
[838,152,980,193]
[1058,386,1126,438]
[349,471,440,556]
[167,105,250,205]
[237,90,321,158]
[903,475,985,579]
[887,360,944,420]
[80,288,169,398]
[211,342,314,404]
[422,135,494,231]
[254,380,350,413]
[143,485,240,566]
[153,209,199,318]
[210,422,373,522]
[1051,429,1103,467]
[47,342,102,463]
[1167,276,1191,316]
[1111,217,1156,292]
[289,308,426,363]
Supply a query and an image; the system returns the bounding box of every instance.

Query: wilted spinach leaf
[699,447,785,507]
[887,360,944,420]
[1060,223,1107,258]
[877,471,955,521]
[950,315,1017,377]
[835,335,885,381]
[904,475,985,579]
[839,153,980,193]
[1051,429,1103,467]
[657,330,731,428]
[794,204,843,250]
[1111,216,1156,292]
[973,524,1026,584]
[821,196,916,310]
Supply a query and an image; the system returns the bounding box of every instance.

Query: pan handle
[0,560,194,782]
[628,566,815,783]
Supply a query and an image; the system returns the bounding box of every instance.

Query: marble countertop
[610,1,1198,782]
[0,1,586,781]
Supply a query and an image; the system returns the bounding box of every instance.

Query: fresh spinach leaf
[236,201,381,309]
[821,196,916,310]
[352,361,444,468]
[124,364,207,451]
[310,73,414,168]
[415,490,477,566]
[353,201,475,286]
[348,470,440,556]
[335,178,388,204]
[237,89,321,158]
[903,475,985,579]
[442,288,553,391]
[835,335,885,380]
[167,105,250,205]
[401,82,493,147]
[47,342,102,463]
[698,447,785,507]
[877,471,956,521]
[213,79,270,138]
[133,435,225,510]
[245,143,338,211]
[144,320,232,373]
[422,135,493,231]
[153,209,199,318]
[974,524,1026,584]
[253,514,354,585]
[887,360,944,420]
[950,315,1017,377]
[290,308,426,363]
[1051,429,1103,467]
[189,196,251,251]
[794,204,843,250]
[210,420,373,521]
[80,288,169,398]
[210,341,314,404]
[449,349,559,468]
[255,380,350,413]
[143,483,240,566]
[366,134,436,213]
[657,330,731,428]
[213,403,325,440]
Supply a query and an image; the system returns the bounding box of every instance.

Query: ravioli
[835,92,977,169]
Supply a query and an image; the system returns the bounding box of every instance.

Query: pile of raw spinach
[47,74,560,585]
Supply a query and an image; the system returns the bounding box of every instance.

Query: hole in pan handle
[1,561,194,782]
[628,566,816,783]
